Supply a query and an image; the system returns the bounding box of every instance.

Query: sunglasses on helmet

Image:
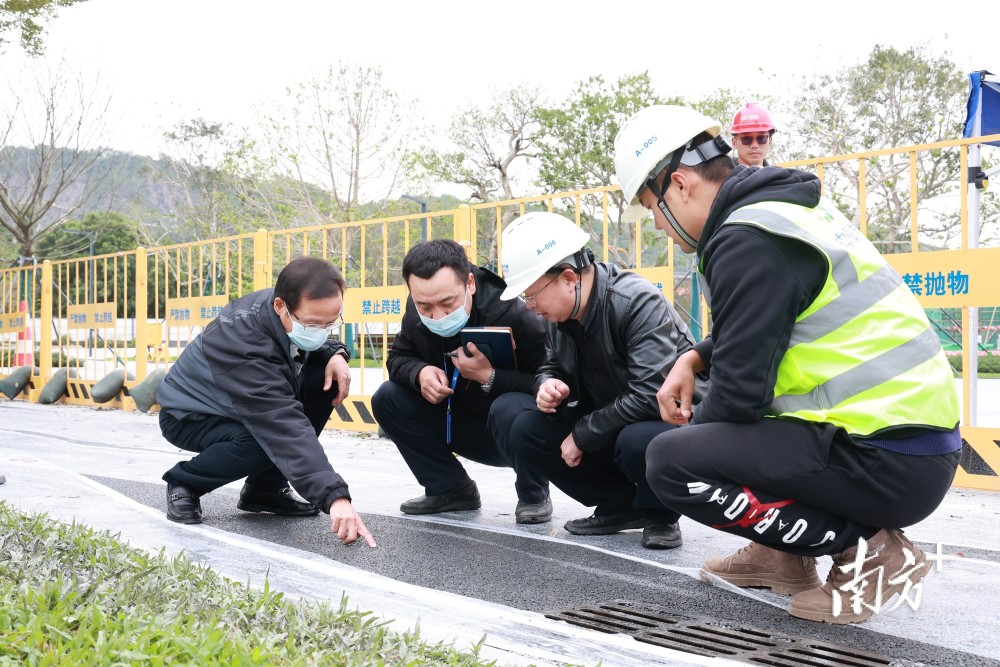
[737,134,771,146]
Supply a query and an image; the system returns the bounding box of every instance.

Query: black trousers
[371,381,549,503]
[489,391,681,523]
[160,362,337,496]
[646,418,960,557]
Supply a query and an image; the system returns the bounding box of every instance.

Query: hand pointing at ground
[329,497,377,547]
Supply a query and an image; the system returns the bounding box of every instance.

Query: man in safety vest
[729,101,776,167]
[489,212,703,550]
[613,105,961,623]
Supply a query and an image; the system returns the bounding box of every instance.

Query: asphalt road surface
[2,401,998,666]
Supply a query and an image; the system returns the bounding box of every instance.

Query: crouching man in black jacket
[372,240,551,524]
[156,256,375,547]
[490,212,703,550]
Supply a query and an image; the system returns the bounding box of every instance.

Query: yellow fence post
[40,260,53,386]
[253,229,271,290]
[454,205,474,259]
[134,248,148,379]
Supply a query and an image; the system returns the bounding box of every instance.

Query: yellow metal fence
[1,135,998,491]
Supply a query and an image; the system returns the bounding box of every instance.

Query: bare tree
[414,85,543,203]
[0,60,113,259]
[256,63,415,225]
[409,85,543,268]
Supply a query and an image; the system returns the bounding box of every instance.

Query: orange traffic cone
[14,300,33,367]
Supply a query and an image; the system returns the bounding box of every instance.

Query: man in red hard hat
[730,102,776,167]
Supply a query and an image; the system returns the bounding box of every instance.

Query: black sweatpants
[371,381,549,503]
[489,391,681,523]
[160,362,337,496]
[645,418,960,556]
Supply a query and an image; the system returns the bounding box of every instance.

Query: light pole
[401,194,428,241]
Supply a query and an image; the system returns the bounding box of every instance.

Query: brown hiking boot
[789,528,931,624]
[700,542,821,596]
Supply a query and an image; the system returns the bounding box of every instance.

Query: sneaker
[400,480,481,515]
[237,484,319,516]
[789,529,931,624]
[641,522,683,550]
[515,495,553,524]
[701,542,821,596]
[564,510,647,535]
[166,482,203,524]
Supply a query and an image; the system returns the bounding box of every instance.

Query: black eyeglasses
[737,134,771,146]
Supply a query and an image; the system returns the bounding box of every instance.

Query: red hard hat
[730,102,775,134]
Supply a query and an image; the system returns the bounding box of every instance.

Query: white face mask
[419,290,470,338]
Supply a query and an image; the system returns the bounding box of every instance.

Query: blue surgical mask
[420,291,470,338]
[287,320,330,351]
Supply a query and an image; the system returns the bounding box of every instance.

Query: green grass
[347,356,385,369]
[0,501,495,666]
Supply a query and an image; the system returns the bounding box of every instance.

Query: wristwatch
[481,367,496,394]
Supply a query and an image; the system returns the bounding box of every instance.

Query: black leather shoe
[166,482,203,524]
[400,481,481,515]
[564,511,647,535]
[641,522,683,549]
[515,495,553,524]
[237,484,319,516]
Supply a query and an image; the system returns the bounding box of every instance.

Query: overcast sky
[2,0,996,158]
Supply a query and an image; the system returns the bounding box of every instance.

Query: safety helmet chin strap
[559,247,595,320]
[648,134,732,250]
[657,197,699,249]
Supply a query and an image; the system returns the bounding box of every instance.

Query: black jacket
[386,266,547,415]
[535,263,699,453]
[691,165,826,425]
[156,288,352,511]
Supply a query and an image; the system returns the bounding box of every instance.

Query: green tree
[0,0,84,55]
[34,210,138,260]
[147,117,253,244]
[33,211,140,318]
[787,45,969,252]
[535,72,677,267]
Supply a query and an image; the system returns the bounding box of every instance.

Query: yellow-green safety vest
[718,199,959,437]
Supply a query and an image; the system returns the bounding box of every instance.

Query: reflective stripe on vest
[722,200,959,436]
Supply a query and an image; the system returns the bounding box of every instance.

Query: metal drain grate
[545,601,892,666]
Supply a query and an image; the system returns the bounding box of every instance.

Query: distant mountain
[0,144,475,260]
[0,146,189,226]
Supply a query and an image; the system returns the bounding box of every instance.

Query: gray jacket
[535,263,702,452]
[156,288,351,511]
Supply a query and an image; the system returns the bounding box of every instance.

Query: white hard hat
[614,105,725,223]
[499,212,590,301]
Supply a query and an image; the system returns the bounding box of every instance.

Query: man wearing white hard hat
[612,104,960,623]
[488,211,702,550]
[372,239,551,524]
